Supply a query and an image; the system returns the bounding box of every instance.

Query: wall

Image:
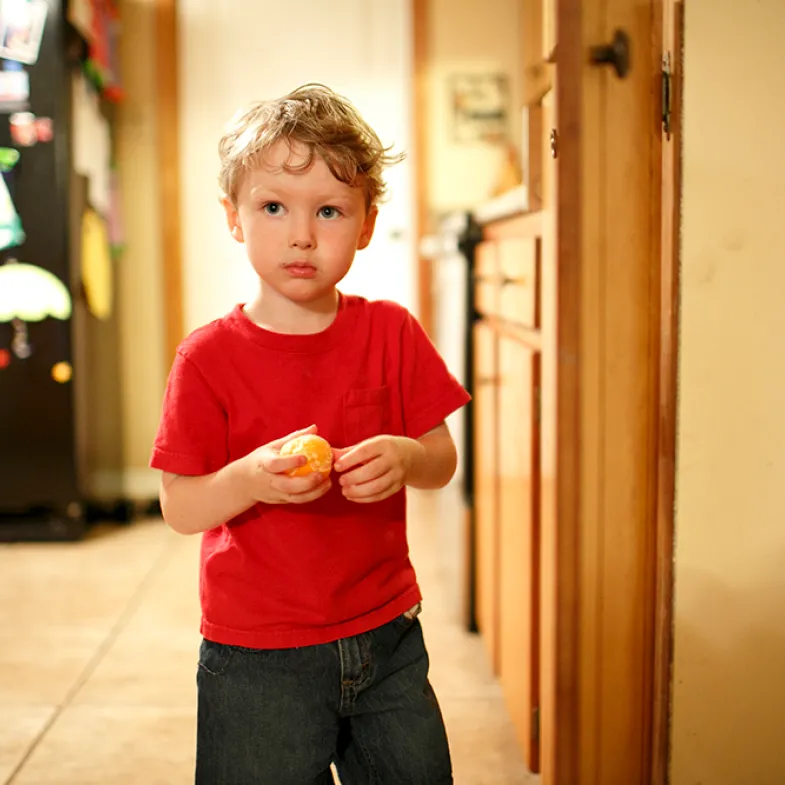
[671,2,785,783]
[426,0,522,216]
[108,2,521,498]
[114,0,166,498]
[111,0,415,497]
[177,0,415,333]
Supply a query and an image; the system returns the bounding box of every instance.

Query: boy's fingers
[339,458,387,487]
[291,480,333,504]
[264,453,307,475]
[272,471,327,493]
[268,424,318,450]
[334,443,377,473]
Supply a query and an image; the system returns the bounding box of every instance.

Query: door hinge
[532,706,541,745]
[662,52,672,139]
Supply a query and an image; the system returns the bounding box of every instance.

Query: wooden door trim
[412,0,432,336]
[157,0,183,370]
[547,3,582,780]
[652,2,683,783]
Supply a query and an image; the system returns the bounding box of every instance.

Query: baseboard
[87,468,160,501]
[123,467,161,500]
[87,470,126,500]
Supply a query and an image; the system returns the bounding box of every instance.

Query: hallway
[0,491,536,784]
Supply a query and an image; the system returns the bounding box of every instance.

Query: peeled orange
[279,434,333,478]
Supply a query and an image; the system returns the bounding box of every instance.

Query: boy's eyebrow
[248,184,359,205]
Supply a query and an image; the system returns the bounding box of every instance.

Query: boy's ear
[357,206,378,251]
[221,196,244,243]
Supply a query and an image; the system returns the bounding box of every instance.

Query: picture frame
[448,73,510,144]
[0,0,48,66]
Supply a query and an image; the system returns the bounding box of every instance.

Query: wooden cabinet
[474,241,500,317]
[470,0,552,772]
[498,334,541,772]
[498,236,540,328]
[472,211,544,773]
[469,0,675,781]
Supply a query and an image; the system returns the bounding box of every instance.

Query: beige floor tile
[11,705,196,785]
[72,627,201,708]
[424,623,502,700]
[119,580,201,634]
[408,487,471,628]
[0,521,179,707]
[158,528,201,567]
[128,545,201,632]
[0,706,55,783]
[0,520,174,630]
[418,583,464,629]
[0,519,172,576]
[0,626,106,705]
[72,535,201,708]
[442,698,538,785]
[0,583,142,632]
[8,490,535,784]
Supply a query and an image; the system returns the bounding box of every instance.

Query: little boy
[151,84,470,784]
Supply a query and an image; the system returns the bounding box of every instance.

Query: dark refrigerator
[0,0,127,540]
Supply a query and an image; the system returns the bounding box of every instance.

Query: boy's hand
[245,425,332,505]
[333,436,424,504]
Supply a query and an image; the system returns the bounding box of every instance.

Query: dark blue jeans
[195,612,453,784]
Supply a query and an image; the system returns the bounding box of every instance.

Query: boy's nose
[289,218,316,249]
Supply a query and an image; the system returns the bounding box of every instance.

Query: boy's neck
[244,286,340,335]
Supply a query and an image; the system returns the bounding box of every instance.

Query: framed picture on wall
[0,0,48,65]
[449,73,509,144]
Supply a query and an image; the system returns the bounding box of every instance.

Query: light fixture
[0,258,72,359]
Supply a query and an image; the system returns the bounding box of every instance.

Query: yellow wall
[114,0,166,499]
[426,0,523,214]
[671,2,785,782]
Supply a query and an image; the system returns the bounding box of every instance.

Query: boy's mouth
[284,262,317,279]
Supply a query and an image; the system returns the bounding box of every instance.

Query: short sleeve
[399,312,471,438]
[149,350,229,476]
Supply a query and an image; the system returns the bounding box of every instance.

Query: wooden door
[539,0,673,782]
[472,319,500,673]
[498,334,541,772]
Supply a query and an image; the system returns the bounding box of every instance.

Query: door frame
[156,0,183,369]
[411,0,432,336]
[651,3,682,783]
[545,0,681,782]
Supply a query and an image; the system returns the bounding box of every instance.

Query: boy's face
[222,139,377,307]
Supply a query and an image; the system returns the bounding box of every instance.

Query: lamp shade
[0,261,72,322]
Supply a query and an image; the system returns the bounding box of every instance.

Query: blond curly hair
[218,84,404,207]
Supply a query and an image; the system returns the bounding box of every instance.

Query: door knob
[590,29,631,79]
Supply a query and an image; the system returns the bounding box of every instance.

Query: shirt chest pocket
[343,386,392,445]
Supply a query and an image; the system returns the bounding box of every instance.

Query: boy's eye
[263,202,283,215]
[318,206,341,219]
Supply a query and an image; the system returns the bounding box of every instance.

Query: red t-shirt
[150,293,470,649]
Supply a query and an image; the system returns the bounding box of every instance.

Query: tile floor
[0,490,537,784]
